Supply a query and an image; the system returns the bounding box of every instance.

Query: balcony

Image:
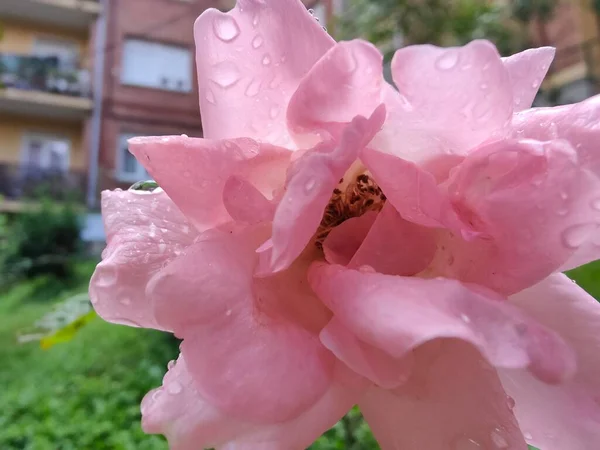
[0,0,101,32]
[0,53,93,121]
[0,163,86,210]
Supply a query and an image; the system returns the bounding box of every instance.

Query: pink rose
[89,0,600,449]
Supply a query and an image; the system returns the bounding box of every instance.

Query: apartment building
[0,0,99,212]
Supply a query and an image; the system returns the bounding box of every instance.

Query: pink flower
[89,0,600,448]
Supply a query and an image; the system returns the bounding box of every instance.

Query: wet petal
[129,136,291,232]
[323,211,377,266]
[502,47,555,111]
[258,105,386,274]
[287,40,384,138]
[433,138,600,294]
[89,189,198,330]
[374,40,513,165]
[499,274,600,450]
[194,0,334,146]
[349,202,437,276]
[360,341,527,450]
[309,264,575,384]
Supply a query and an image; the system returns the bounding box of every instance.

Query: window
[117,133,151,183]
[21,133,70,173]
[121,39,192,92]
[33,37,79,71]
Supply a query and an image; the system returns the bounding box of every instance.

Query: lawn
[0,259,598,449]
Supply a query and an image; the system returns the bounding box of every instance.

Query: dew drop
[515,97,522,106]
[180,134,188,138]
[460,313,471,323]
[480,83,488,90]
[591,198,600,211]
[262,54,272,66]
[562,223,598,249]
[213,15,240,42]
[205,88,216,104]
[506,395,516,410]
[167,360,176,370]
[490,428,508,448]
[269,74,282,89]
[523,432,533,440]
[167,381,183,395]
[245,78,261,97]
[252,13,260,27]
[158,243,167,254]
[358,265,376,273]
[225,309,232,316]
[149,223,157,238]
[120,297,131,306]
[559,191,568,200]
[252,35,264,49]
[211,61,240,88]
[556,206,569,217]
[532,78,541,89]
[182,225,190,234]
[269,106,279,119]
[436,51,459,70]
[304,178,317,193]
[454,437,481,450]
[308,8,315,15]
[151,390,162,401]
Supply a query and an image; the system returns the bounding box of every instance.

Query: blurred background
[0,0,599,448]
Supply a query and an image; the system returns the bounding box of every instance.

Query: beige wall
[0,115,86,170]
[0,20,89,66]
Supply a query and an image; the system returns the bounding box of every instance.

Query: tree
[335,0,527,60]
[511,0,558,46]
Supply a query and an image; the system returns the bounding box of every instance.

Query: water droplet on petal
[562,223,598,249]
[120,297,131,306]
[252,35,264,48]
[532,78,541,89]
[454,437,481,450]
[245,80,261,99]
[213,15,240,42]
[167,360,176,370]
[515,97,522,106]
[149,222,157,238]
[252,13,260,27]
[129,180,160,192]
[523,432,533,440]
[490,428,509,448]
[205,88,216,104]
[269,74,282,89]
[158,243,167,254]
[262,54,272,66]
[358,265,376,273]
[460,313,471,323]
[436,51,459,70]
[180,134,188,138]
[308,8,315,15]
[480,83,488,90]
[167,381,183,395]
[559,191,568,200]
[225,309,232,316]
[590,198,600,211]
[211,61,240,88]
[556,206,569,217]
[304,178,316,193]
[506,395,516,410]
[269,106,279,119]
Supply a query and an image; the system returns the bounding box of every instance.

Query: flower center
[315,170,386,249]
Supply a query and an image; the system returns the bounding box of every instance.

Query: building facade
[0,0,99,211]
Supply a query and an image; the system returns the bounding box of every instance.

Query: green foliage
[512,0,558,24]
[336,0,527,59]
[1,200,83,283]
[0,268,175,450]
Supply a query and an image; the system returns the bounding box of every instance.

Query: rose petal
[323,211,377,266]
[258,105,386,274]
[194,0,334,146]
[129,136,291,232]
[309,264,575,384]
[89,189,198,330]
[223,175,276,224]
[320,317,413,389]
[360,341,528,450]
[349,202,437,276]
[502,47,555,111]
[287,39,384,138]
[432,138,600,294]
[360,147,466,231]
[142,355,362,450]
[498,274,600,450]
[148,225,336,424]
[372,40,513,165]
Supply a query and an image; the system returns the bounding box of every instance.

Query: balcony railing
[0,164,86,203]
[0,53,91,98]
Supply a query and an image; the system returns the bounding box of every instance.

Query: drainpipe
[87,0,109,209]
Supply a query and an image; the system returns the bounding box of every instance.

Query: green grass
[0,261,175,450]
